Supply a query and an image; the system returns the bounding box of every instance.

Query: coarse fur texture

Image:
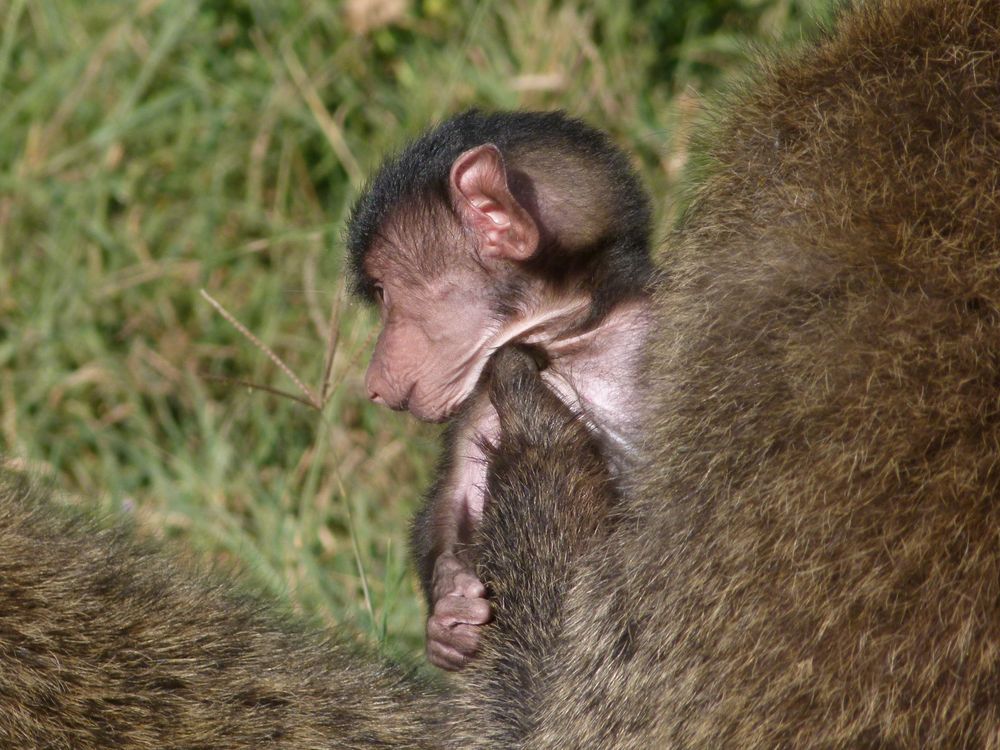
[456,347,618,744]
[1,0,999,746]
[513,0,1000,745]
[0,348,609,749]
[0,475,447,749]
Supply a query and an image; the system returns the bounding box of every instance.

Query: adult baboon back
[1,0,998,747]
[0,346,607,748]
[510,0,1000,746]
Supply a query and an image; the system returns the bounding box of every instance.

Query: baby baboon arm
[412,398,499,670]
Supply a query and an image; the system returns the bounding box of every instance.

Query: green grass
[0,0,833,662]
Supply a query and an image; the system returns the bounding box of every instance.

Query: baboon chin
[2,0,999,747]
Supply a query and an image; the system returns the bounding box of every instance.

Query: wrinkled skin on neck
[364,245,651,456]
[445,293,652,522]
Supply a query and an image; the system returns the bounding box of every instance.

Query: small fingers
[427,637,474,671]
[434,594,492,626]
[427,616,484,672]
[431,553,484,601]
[428,618,483,653]
[453,571,487,599]
[425,596,491,671]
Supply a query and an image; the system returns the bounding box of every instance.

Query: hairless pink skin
[442,297,650,525]
[362,143,652,670]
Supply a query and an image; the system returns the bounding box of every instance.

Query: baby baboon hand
[426,552,492,671]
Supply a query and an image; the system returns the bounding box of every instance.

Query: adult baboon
[503,0,1000,745]
[1,0,998,746]
[0,474,447,748]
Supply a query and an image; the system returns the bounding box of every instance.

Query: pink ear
[449,144,539,261]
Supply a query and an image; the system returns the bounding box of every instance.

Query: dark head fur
[345,109,655,320]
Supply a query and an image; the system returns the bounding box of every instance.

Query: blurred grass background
[0,0,833,662]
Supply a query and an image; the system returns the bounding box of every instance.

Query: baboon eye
[373,283,387,306]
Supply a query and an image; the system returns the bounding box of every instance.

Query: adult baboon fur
[2,0,999,746]
[0,346,609,749]
[0,474,448,748]
[512,0,1000,744]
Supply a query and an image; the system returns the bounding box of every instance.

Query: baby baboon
[346,110,656,670]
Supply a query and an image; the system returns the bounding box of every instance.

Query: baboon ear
[449,144,539,262]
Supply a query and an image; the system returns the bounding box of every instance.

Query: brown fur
[2,0,998,745]
[455,347,619,745]
[0,348,610,749]
[510,0,1000,745]
[0,475,446,749]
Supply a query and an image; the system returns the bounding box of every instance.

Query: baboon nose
[365,367,387,405]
